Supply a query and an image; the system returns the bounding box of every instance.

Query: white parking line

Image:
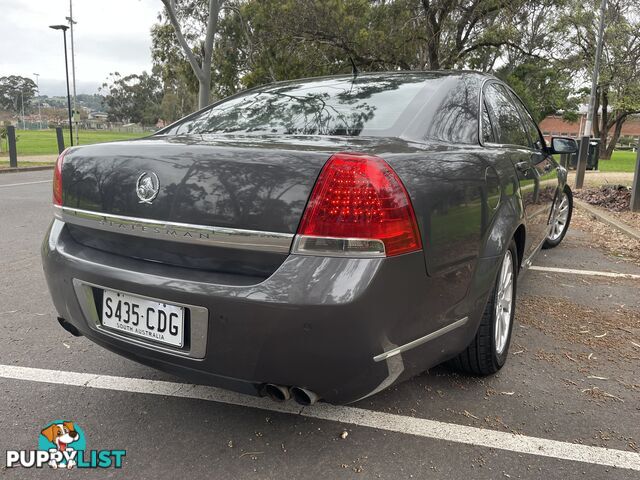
[530,265,640,280]
[0,364,638,471]
[0,179,52,188]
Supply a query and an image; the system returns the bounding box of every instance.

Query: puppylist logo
[5,420,126,469]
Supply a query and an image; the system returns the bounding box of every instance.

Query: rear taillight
[53,149,66,206]
[293,152,422,257]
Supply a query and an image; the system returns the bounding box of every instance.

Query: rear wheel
[543,187,572,249]
[450,240,517,375]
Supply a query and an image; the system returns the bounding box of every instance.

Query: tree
[160,87,196,123]
[496,61,579,121]
[159,0,225,109]
[494,0,579,121]
[0,76,37,114]
[151,20,198,121]
[209,0,551,92]
[212,0,426,92]
[416,0,528,70]
[151,0,584,125]
[100,70,163,125]
[564,0,640,159]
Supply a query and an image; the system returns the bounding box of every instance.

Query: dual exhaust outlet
[263,384,319,406]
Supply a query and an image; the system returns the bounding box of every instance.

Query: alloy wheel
[549,191,570,241]
[494,250,514,356]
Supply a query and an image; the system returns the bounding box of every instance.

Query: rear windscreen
[164,74,446,137]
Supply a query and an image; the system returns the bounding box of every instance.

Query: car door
[507,89,559,258]
[482,82,545,261]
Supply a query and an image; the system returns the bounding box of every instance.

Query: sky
[0,0,160,97]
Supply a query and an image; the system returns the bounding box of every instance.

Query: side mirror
[549,137,578,154]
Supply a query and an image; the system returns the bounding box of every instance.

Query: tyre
[543,186,572,249]
[450,239,517,375]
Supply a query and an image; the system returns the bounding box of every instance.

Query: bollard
[575,136,589,189]
[55,127,65,154]
[7,125,17,168]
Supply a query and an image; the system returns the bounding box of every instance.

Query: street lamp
[575,0,607,189]
[19,91,25,129]
[49,24,73,147]
[33,73,42,129]
[66,0,79,145]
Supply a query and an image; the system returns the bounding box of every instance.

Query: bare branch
[203,0,223,67]
[458,40,546,61]
[161,0,205,83]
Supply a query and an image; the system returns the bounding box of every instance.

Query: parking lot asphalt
[1,170,639,479]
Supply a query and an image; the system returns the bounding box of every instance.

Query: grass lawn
[0,161,53,169]
[0,129,148,157]
[599,150,638,173]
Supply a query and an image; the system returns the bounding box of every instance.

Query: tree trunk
[198,74,211,110]
[602,116,625,160]
[593,87,601,139]
[162,0,221,111]
[601,88,609,158]
[421,0,441,70]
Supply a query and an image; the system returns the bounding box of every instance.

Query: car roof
[259,70,494,88]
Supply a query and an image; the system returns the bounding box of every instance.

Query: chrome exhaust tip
[263,384,291,402]
[290,386,319,406]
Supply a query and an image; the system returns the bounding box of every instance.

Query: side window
[509,92,544,150]
[481,101,495,143]
[483,84,529,147]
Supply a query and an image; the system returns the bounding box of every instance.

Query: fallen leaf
[564,353,578,363]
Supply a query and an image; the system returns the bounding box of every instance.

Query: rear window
[164,75,444,137]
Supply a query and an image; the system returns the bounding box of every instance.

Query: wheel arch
[513,224,526,270]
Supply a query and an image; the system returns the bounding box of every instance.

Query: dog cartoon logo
[39,421,83,469]
[5,420,125,469]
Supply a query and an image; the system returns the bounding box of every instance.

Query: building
[540,114,640,145]
[85,111,109,129]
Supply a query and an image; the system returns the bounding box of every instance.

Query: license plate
[101,289,185,347]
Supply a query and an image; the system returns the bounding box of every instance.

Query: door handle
[515,161,529,172]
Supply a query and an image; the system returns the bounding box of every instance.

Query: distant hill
[39,93,104,112]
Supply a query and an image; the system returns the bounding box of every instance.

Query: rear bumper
[42,219,487,403]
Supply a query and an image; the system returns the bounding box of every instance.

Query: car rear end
[42,73,477,403]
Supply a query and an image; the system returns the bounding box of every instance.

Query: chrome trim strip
[55,205,294,253]
[73,279,209,359]
[373,317,469,362]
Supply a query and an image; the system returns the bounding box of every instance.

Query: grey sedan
[42,72,576,404]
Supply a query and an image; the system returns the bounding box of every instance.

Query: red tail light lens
[295,152,422,257]
[53,149,67,206]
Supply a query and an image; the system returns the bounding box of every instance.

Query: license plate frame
[100,289,185,348]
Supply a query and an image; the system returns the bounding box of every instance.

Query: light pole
[49,24,73,147]
[66,0,78,145]
[33,73,42,129]
[575,0,607,189]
